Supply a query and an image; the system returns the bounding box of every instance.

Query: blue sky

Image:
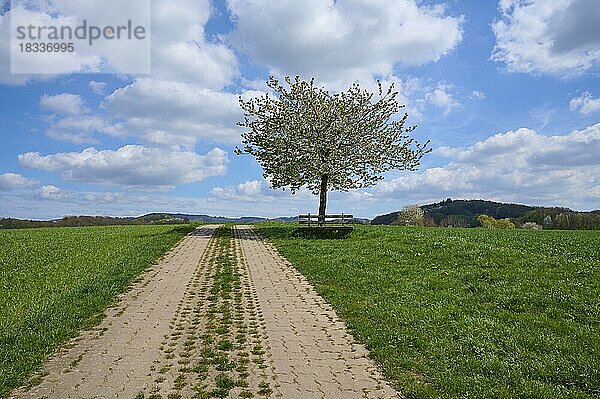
[0,0,599,219]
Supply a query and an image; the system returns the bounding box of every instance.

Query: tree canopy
[236,76,431,217]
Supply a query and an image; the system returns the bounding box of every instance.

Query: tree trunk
[318,174,328,225]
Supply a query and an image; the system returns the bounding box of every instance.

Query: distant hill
[166,213,284,223]
[372,199,600,229]
[0,214,187,229]
[0,213,298,229]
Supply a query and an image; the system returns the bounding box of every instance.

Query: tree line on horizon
[372,199,600,230]
[0,214,189,229]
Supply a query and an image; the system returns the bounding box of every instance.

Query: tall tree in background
[236,76,431,220]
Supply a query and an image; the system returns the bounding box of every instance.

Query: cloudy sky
[0,0,599,220]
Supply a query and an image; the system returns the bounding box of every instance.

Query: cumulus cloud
[103,79,248,147]
[39,93,120,143]
[1,1,150,83]
[150,0,238,87]
[227,0,463,81]
[81,1,242,148]
[0,6,56,84]
[18,145,228,190]
[491,0,600,75]
[377,123,600,210]
[1,0,236,87]
[0,172,38,190]
[40,93,89,115]
[44,116,122,144]
[570,92,600,115]
[422,83,460,115]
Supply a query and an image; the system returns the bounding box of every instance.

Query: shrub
[477,214,515,229]
[393,204,425,226]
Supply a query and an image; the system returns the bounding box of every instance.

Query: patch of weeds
[193,362,209,374]
[25,371,49,389]
[251,345,264,356]
[216,325,228,335]
[257,381,272,396]
[174,373,187,389]
[235,378,249,388]
[213,355,236,371]
[217,339,234,351]
[211,373,235,398]
[159,364,171,374]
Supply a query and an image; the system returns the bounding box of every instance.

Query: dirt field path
[10,225,399,399]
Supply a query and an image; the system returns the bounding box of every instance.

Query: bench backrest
[298,214,354,224]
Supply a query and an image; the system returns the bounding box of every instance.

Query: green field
[258,224,600,399]
[0,224,195,396]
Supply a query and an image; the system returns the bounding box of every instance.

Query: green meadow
[258,224,600,399]
[0,224,195,396]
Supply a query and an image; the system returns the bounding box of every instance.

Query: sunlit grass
[0,224,195,396]
[258,224,600,399]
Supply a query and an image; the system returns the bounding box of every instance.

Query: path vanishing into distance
[10,225,399,399]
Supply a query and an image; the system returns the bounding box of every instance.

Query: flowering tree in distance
[236,76,431,220]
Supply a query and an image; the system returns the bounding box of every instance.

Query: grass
[0,224,195,396]
[257,224,600,399]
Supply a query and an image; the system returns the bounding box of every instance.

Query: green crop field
[258,224,600,399]
[0,224,195,396]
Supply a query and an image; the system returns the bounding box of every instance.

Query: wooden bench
[298,213,354,226]
[296,213,354,237]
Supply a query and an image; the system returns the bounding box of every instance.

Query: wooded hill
[371,199,600,229]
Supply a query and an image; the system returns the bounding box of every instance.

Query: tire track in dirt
[236,225,401,399]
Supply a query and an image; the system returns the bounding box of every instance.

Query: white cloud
[2,2,149,80]
[40,93,125,144]
[0,172,38,190]
[103,79,248,147]
[227,0,463,81]
[89,81,107,95]
[152,41,238,89]
[491,0,600,75]
[18,145,228,190]
[0,7,57,85]
[37,185,69,200]
[377,123,600,210]
[210,179,313,202]
[150,0,238,88]
[1,0,236,87]
[570,92,600,115]
[44,115,122,144]
[422,83,460,115]
[469,90,486,100]
[39,94,121,143]
[40,93,89,115]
